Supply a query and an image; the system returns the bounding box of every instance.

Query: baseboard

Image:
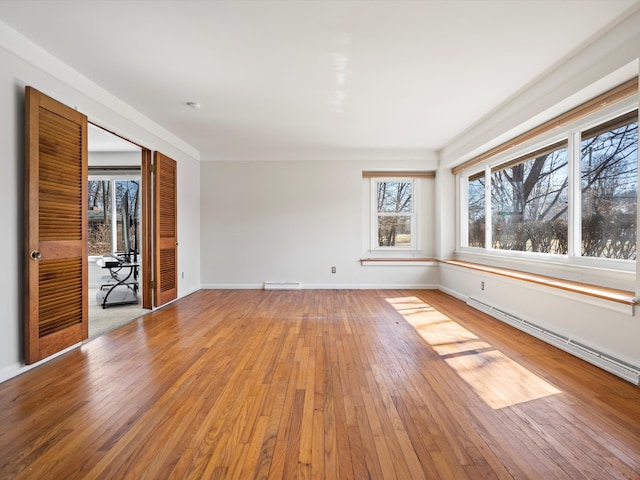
[178,285,202,297]
[202,283,439,290]
[201,284,264,290]
[438,285,468,302]
[0,343,81,385]
[264,281,302,290]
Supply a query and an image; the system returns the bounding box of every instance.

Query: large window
[580,112,638,259]
[491,141,569,254]
[372,178,416,250]
[462,106,637,264]
[468,173,486,248]
[88,176,140,257]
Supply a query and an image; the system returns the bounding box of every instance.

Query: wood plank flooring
[0,289,639,479]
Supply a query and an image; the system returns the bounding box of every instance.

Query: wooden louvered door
[153,152,178,307]
[25,87,88,364]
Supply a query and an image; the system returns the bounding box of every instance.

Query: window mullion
[110,179,117,253]
[484,166,491,250]
[459,174,468,248]
[567,131,581,257]
[411,178,417,250]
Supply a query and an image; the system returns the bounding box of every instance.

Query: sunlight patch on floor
[386,296,561,409]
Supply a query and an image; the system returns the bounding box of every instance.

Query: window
[374,179,415,248]
[367,177,420,251]
[461,105,637,265]
[491,141,569,254]
[363,170,434,256]
[468,173,486,248]
[88,176,140,257]
[580,111,637,260]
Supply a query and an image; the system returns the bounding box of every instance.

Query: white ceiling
[0,0,638,160]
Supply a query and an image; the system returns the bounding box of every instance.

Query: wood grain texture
[153,151,178,307]
[25,86,88,364]
[141,148,153,310]
[1,289,639,479]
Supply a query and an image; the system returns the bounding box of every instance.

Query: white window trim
[88,174,140,258]
[370,177,420,253]
[457,95,638,273]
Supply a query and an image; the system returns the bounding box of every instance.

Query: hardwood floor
[0,289,639,479]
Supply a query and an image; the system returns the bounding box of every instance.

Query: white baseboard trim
[178,285,202,297]
[0,343,81,385]
[202,283,440,290]
[438,285,468,302]
[308,283,440,290]
[201,284,264,290]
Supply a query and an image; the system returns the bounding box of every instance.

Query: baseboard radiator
[467,297,640,385]
[264,281,302,290]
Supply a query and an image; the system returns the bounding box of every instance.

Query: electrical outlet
[331,266,336,274]
[481,281,485,290]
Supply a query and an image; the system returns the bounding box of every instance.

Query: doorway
[87,124,150,337]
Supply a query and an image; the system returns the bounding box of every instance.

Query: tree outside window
[581,112,637,260]
[375,180,414,248]
[88,180,111,255]
[464,108,638,263]
[491,141,569,254]
[468,174,485,248]
[88,178,140,256]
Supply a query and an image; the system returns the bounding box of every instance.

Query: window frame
[458,95,638,272]
[88,171,141,259]
[370,177,419,253]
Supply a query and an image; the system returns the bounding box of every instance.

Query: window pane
[377,181,412,213]
[581,112,637,260]
[491,142,569,254]
[378,215,412,247]
[115,180,140,257]
[87,180,112,255]
[88,178,140,257]
[468,175,485,248]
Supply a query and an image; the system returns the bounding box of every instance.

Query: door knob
[30,250,41,260]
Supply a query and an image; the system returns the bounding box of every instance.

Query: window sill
[360,258,437,266]
[457,247,635,273]
[442,259,636,306]
[455,249,634,291]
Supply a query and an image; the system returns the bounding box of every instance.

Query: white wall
[0,24,201,382]
[177,154,201,296]
[200,159,439,289]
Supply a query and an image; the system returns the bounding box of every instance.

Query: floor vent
[467,297,640,385]
[264,281,302,290]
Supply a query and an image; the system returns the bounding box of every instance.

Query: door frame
[87,123,154,311]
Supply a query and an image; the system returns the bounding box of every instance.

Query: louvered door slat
[159,249,177,292]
